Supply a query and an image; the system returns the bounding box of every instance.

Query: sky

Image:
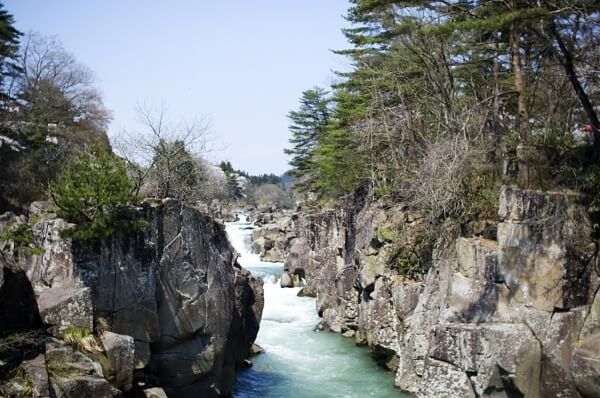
[4,1,351,175]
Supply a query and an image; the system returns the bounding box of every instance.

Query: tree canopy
[284,87,331,193]
[285,0,600,218]
[50,146,139,240]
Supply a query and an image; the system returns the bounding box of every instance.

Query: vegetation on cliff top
[285,0,600,274]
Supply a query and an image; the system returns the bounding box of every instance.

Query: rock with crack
[428,323,542,397]
[497,186,595,312]
[417,359,476,398]
[45,338,112,398]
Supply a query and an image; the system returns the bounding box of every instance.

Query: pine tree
[0,2,21,101]
[219,161,247,200]
[50,146,139,240]
[312,90,368,196]
[284,87,330,192]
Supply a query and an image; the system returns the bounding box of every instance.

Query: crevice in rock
[498,366,525,398]
[362,282,375,302]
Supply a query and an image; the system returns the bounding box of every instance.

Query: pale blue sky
[4,1,351,174]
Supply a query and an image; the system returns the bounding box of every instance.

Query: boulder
[249,343,264,356]
[45,338,112,398]
[38,286,93,336]
[283,238,309,286]
[429,323,542,397]
[297,285,317,297]
[280,271,294,288]
[417,359,476,398]
[22,354,50,397]
[0,354,49,398]
[101,331,135,391]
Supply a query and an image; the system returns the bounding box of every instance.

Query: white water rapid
[226,214,406,398]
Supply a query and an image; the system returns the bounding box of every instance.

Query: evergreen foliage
[0,13,110,213]
[219,161,247,199]
[0,1,21,99]
[285,0,600,212]
[284,87,331,192]
[50,146,140,241]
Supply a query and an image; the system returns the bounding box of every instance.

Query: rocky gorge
[2,183,599,398]
[251,185,600,397]
[0,199,263,397]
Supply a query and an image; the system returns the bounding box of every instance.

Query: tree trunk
[510,27,531,144]
[552,23,600,162]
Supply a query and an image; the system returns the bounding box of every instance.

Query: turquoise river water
[226,215,407,398]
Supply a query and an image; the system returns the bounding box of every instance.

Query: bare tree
[12,32,110,129]
[114,104,211,201]
[406,137,490,223]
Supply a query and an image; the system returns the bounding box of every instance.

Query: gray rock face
[0,199,263,397]
[293,185,599,397]
[497,186,595,312]
[572,333,600,398]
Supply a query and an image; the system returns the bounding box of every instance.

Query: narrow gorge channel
[226,215,405,398]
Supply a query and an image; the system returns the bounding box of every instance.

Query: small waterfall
[226,214,404,398]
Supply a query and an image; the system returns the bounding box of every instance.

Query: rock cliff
[0,199,263,397]
[287,185,600,397]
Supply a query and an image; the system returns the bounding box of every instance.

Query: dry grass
[62,327,102,354]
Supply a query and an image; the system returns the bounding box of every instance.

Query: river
[225,215,407,398]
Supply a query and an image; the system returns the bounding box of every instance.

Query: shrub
[0,223,43,257]
[50,146,141,241]
[406,137,494,224]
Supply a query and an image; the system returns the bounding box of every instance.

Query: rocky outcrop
[195,199,238,223]
[293,185,600,397]
[0,199,263,397]
[250,210,296,263]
